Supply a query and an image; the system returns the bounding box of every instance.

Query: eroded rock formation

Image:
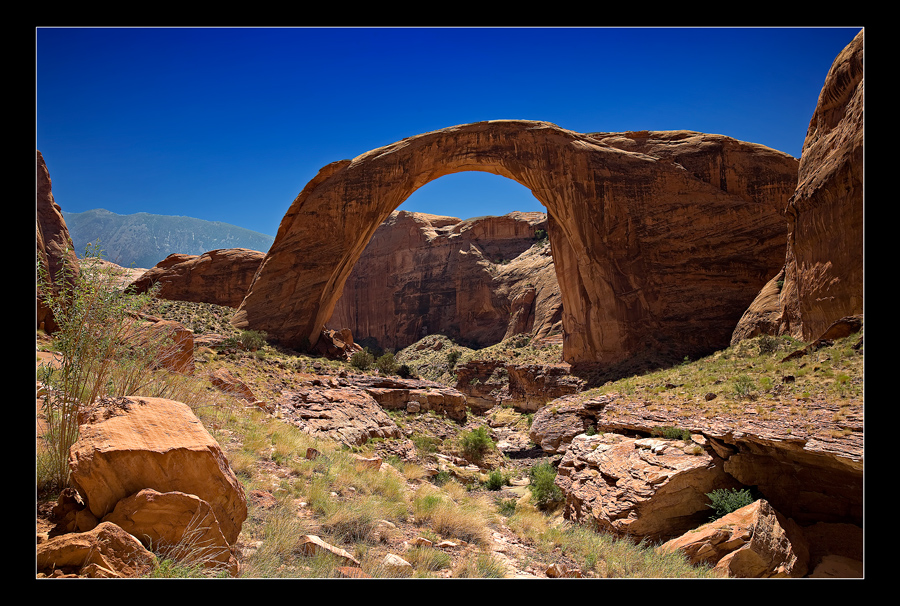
[326,210,561,351]
[234,120,797,366]
[36,150,79,333]
[733,29,864,343]
[129,248,265,308]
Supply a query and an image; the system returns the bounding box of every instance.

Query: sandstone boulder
[527,398,606,454]
[129,248,265,308]
[102,488,238,576]
[312,327,363,360]
[658,499,810,578]
[297,535,360,567]
[36,521,157,578]
[351,375,467,421]
[68,396,247,545]
[555,432,740,542]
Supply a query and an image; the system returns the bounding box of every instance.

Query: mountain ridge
[62,208,275,269]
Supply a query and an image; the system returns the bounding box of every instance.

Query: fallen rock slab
[657,499,810,578]
[36,521,157,578]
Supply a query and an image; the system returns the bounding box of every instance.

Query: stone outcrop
[658,499,810,578]
[36,150,80,333]
[351,375,468,422]
[68,396,248,546]
[311,327,363,360]
[234,120,797,367]
[275,383,403,447]
[733,29,864,343]
[456,360,585,413]
[129,248,265,308]
[531,393,863,528]
[555,432,740,542]
[326,210,561,351]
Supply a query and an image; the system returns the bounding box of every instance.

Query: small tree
[350,349,374,371]
[527,462,564,510]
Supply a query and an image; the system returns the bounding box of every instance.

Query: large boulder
[658,499,810,578]
[555,432,740,542]
[68,396,247,545]
[275,384,403,446]
[129,248,265,308]
[102,488,239,576]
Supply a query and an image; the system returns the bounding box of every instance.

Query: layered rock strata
[234,120,797,366]
[326,210,561,351]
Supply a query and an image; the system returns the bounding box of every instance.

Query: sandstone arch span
[233,120,798,365]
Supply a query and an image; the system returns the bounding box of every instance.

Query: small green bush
[651,426,691,441]
[239,330,268,351]
[460,426,493,461]
[350,349,375,371]
[375,352,398,375]
[446,349,461,368]
[485,469,509,491]
[528,462,564,510]
[732,374,755,398]
[705,488,755,520]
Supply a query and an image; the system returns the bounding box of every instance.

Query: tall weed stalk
[37,245,171,491]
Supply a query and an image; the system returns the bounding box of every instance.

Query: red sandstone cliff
[326,210,562,351]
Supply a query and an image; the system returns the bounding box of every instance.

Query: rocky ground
[36,298,863,578]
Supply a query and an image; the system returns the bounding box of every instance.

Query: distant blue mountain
[62,208,275,269]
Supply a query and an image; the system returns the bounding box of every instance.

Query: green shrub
[446,349,461,368]
[527,462,564,510]
[37,245,172,492]
[459,426,493,461]
[651,426,691,441]
[239,330,268,351]
[350,349,375,371]
[375,352,398,375]
[705,488,755,520]
[485,469,509,491]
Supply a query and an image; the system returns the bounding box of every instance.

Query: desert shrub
[485,469,509,491]
[36,245,172,491]
[397,364,414,379]
[375,352,398,375]
[732,374,755,399]
[705,488,755,520]
[527,462,564,510]
[651,426,691,441]
[239,329,268,351]
[350,349,375,371]
[459,426,493,461]
[446,349,461,368]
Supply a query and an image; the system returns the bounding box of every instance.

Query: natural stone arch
[233,120,797,366]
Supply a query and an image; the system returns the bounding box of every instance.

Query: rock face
[36,150,80,333]
[234,120,797,366]
[68,396,248,546]
[555,432,739,542]
[733,29,864,343]
[456,360,584,413]
[532,393,863,528]
[326,210,561,351]
[129,248,265,308]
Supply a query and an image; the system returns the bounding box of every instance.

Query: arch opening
[325,170,564,353]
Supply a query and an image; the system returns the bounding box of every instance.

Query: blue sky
[36,26,862,237]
